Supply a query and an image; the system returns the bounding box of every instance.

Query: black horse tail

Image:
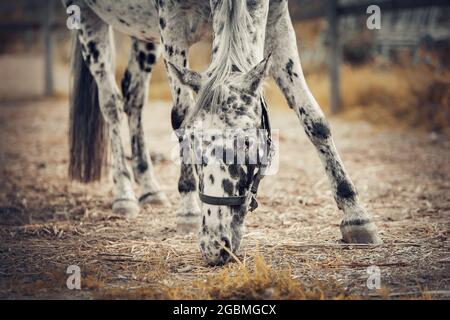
[68,35,109,182]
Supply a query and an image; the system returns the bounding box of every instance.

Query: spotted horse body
[64,0,381,266]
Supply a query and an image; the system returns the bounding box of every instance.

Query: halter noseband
[199,169,263,212]
[198,98,273,212]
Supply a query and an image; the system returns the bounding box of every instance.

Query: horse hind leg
[74,4,139,217]
[122,38,169,206]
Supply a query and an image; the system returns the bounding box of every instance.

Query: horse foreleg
[265,2,381,243]
[158,4,200,219]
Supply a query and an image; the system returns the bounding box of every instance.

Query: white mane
[185,0,256,126]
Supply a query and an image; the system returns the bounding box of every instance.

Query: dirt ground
[0,98,448,299]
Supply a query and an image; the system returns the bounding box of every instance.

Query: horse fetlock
[139,190,170,207]
[176,192,201,218]
[112,198,140,218]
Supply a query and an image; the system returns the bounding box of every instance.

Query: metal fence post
[326,0,341,114]
[43,0,55,96]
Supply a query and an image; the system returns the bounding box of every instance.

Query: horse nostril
[221,237,231,249]
[219,248,230,261]
[219,237,232,262]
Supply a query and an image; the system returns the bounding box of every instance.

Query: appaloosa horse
[63,0,381,265]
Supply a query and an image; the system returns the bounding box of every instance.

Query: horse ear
[167,62,204,93]
[241,54,272,92]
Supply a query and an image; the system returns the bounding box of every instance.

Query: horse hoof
[340,220,382,244]
[112,199,140,218]
[139,191,170,207]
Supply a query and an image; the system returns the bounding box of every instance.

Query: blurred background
[0,0,449,134]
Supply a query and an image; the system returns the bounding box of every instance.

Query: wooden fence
[0,0,449,112]
[317,0,450,113]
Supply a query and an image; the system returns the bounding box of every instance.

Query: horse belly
[85,0,160,42]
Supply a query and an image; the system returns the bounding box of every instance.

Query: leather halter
[198,97,273,212]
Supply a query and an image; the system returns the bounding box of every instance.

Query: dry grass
[339,64,450,133]
[96,254,351,300]
[0,99,448,300]
[2,250,351,300]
